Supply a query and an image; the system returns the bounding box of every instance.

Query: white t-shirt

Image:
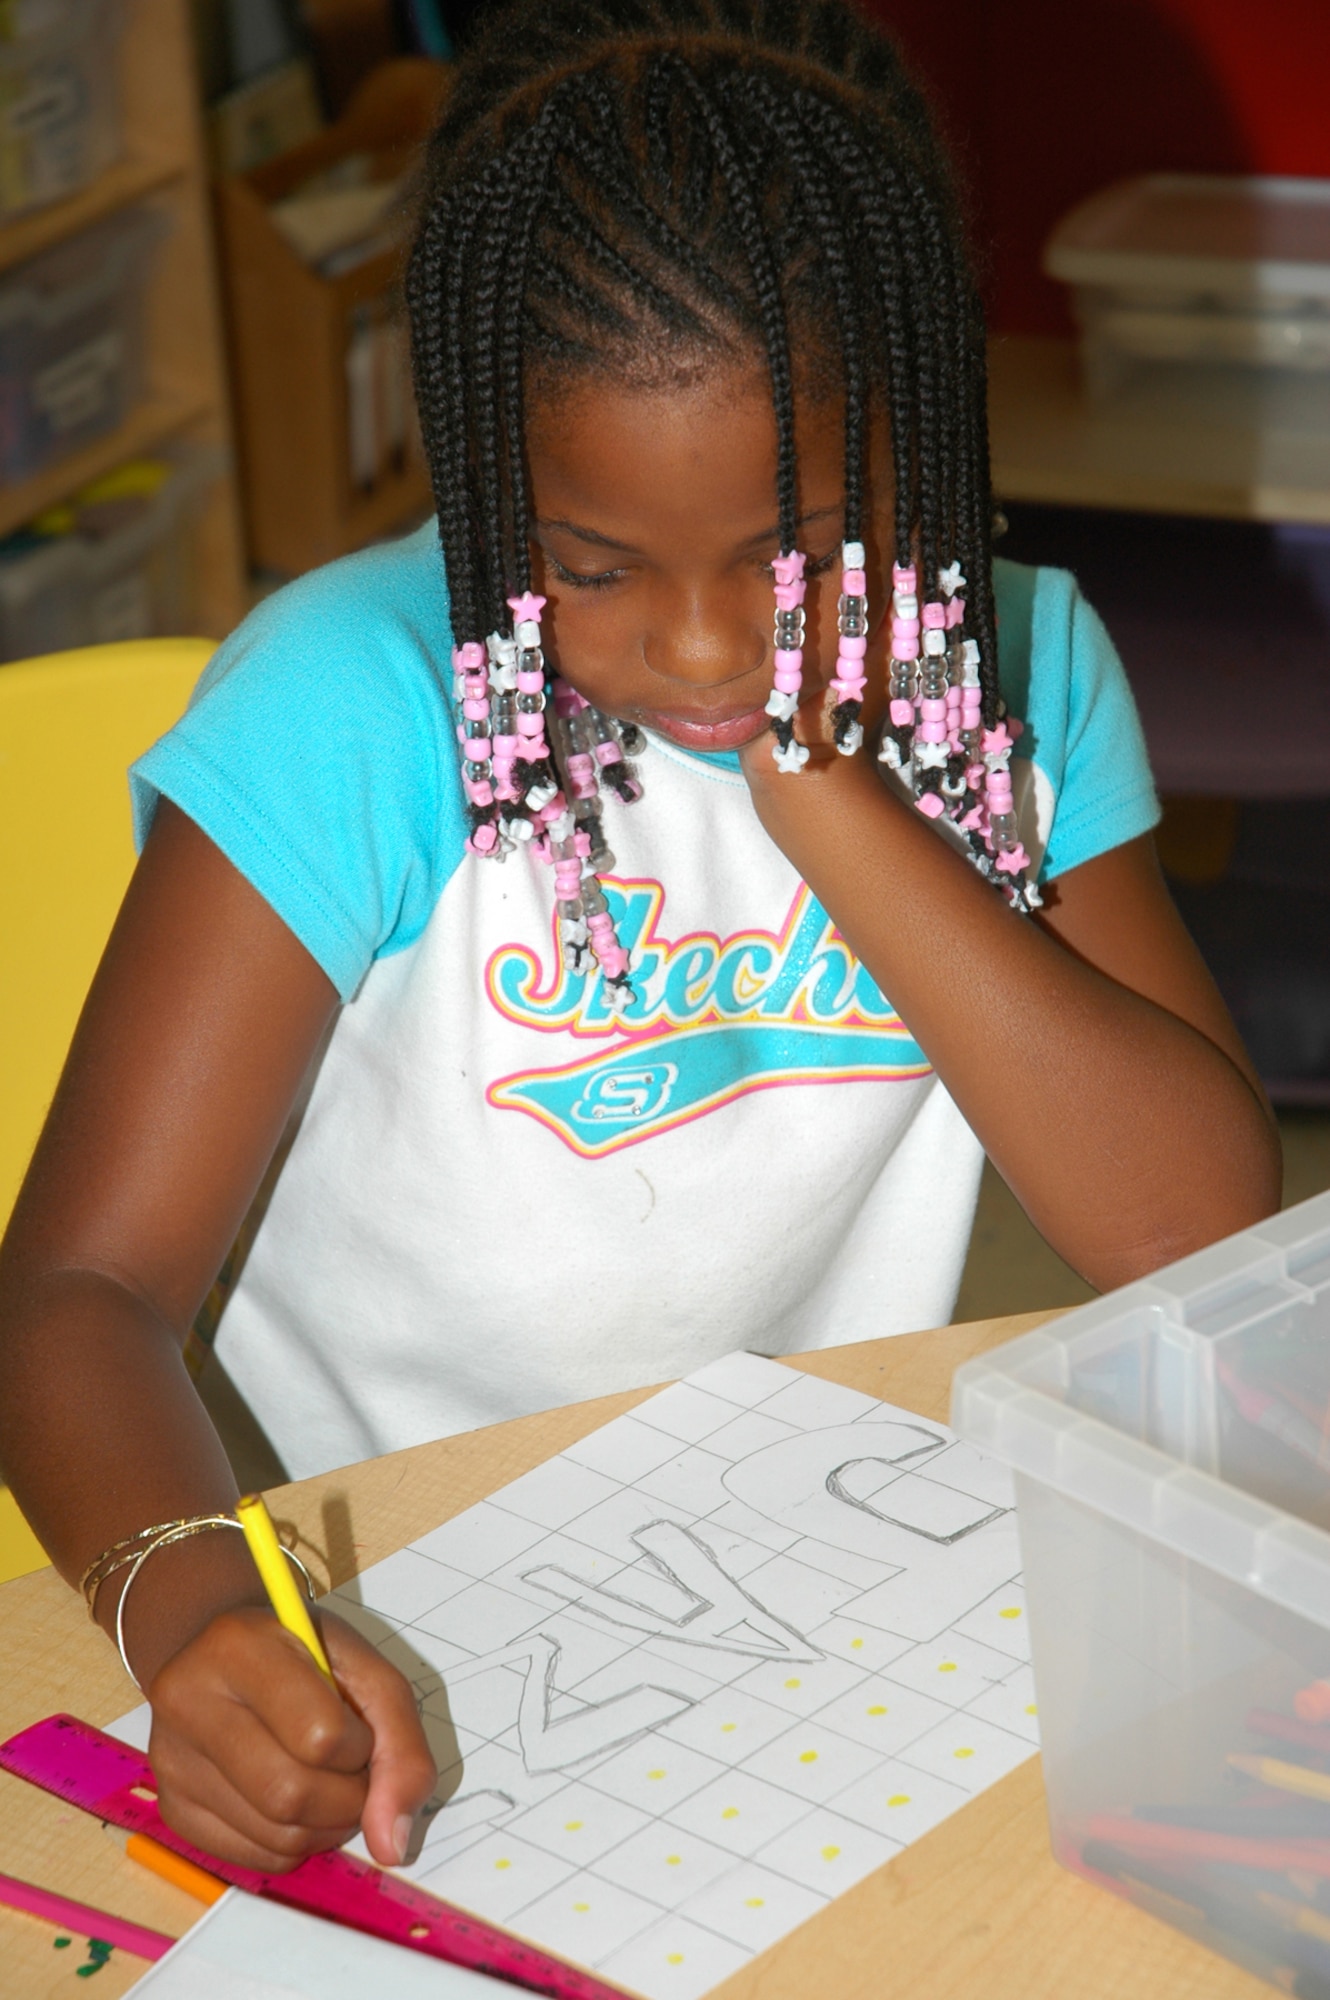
[133,526,1158,1478]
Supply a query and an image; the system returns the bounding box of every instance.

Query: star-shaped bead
[771,551,807,587]
[938,560,966,598]
[507,591,546,624]
[772,738,810,773]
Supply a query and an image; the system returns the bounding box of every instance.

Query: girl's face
[524,361,892,754]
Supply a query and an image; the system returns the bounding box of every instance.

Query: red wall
[866,0,1330,333]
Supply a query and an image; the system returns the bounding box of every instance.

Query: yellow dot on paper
[667,1953,685,1965]
[494,1858,511,1870]
[745,1897,765,1908]
[565,1820,583,1832]
[722,1807,740,1820]
[888,1794,911,1807]
[799,1750,819,1764]
[667,1855,681,1866]
[954,1747,975,1760]
[821,1844,841,1861]
[648,1769,667,1780]
[938,1661,957,1674]
[866,1704,888,1716]
[850,1637,864,1650]
[721,1722,737,1733]
[573,1902,590,1913]
[784,1677,801,1688]
[1026,1704,1038,1716]
[999,1606,1022,1620]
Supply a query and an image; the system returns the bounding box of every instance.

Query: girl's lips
[638,704,771,752]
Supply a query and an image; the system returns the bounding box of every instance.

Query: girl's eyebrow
[536,517,643,554]
[536,504,843,557]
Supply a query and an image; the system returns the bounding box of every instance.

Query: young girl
[0,0,1279,1883]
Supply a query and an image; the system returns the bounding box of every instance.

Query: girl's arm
[740,743,1280,1287]
[0,801,435,1868]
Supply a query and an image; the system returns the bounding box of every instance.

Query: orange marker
[103,1822,227,1904]
[1295,1679,1330,1724]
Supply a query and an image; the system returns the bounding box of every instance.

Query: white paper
[116,1355,1036,2000]
[124,1891,512,1997]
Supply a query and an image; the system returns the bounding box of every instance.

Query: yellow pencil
[1227,1752,1330,1803]
[103,1823,227,1905]
[235,1493,333,1682]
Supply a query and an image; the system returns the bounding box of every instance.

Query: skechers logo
[485,879,930,1156]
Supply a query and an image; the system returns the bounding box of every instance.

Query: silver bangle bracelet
[114,1515,317,1690]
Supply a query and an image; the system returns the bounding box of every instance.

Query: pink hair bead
[516,669,544,694]
[982,722,1014,758]
[889,698,915,726]
[996,846,1030,875]
[915,791,945,819]
[772,551,807,588]
[960,802,986,831]
[459,735,492,760]
[468,821,498,854]
[891,636,919,662]
[922,602,947,629]
[553,680,587,717]
[454,641,485,671]
[842,568,867,595]
[462,698,489,722]
[594,741,622,766]
[945,597,966,628]
[506,590,546,624]
[838,634,868,660]
[463,776,494,806]
[774,669,802,693]
[920,698,948,721]
[774,649,801,671]
[892,563,916,591]
[917,720,948,743]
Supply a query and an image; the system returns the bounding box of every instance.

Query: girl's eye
[546,554,627,592]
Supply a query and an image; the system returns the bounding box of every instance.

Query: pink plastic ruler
[0,1714,631,2000]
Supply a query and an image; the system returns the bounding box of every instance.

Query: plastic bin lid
[1045,175,1330,301]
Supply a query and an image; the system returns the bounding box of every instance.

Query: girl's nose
[642,585,765,689]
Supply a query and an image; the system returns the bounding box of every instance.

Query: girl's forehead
[526,366,847,547]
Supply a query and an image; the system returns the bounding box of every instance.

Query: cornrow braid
[405,0,1041,944]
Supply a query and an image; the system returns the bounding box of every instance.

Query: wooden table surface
[0,1313,1274,2000]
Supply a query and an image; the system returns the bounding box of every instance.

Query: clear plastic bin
[1045,175,1330,422]
[953,1190,1330,1992]
[0,445,219,659]
[0,202,163,482]
[0,0,125,223]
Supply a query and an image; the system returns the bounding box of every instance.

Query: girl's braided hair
[405,0,1004,729]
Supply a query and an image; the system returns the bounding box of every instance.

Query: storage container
[1045,175,1330,425]
[953,1190,1330,1992]
[0,0,126,223]
[0,203,163,481]
[0,444,219,659]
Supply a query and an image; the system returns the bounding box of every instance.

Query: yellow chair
[0,637,215,1581]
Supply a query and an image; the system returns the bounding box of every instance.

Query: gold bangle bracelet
[113,1519,316,1691]
[80,1516,213,1607]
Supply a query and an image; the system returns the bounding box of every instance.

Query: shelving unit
[988,333,1330,528]
[0,0,246,637]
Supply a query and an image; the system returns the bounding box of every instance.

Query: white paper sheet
[117,1354,1036,2000]
[124,1891,513,1997]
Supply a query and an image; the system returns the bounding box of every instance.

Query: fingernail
[393,1814,413,1864]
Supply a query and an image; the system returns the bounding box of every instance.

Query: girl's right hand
[144,1604,437,1873]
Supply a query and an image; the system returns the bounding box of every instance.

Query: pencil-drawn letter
[523,1520,822,1663]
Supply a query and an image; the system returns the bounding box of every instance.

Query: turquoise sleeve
[129,529,469,1002]
[1036,570,1160,883]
